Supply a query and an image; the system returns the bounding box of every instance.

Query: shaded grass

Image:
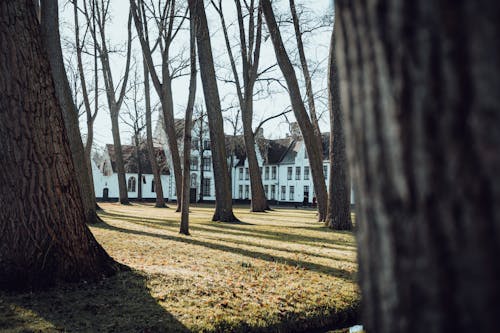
[0,203,360,332]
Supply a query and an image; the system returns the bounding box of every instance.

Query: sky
[59,0,334,151]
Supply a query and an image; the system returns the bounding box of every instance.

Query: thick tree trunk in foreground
[326,28,352,231]
[144,61,166,208]
[40,0,101,224]
[336,1,500,332]
[189,0,238,222]
[180,14,197,236]
[0,0,119,290]
[262,0,328,221]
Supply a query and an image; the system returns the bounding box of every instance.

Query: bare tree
[122,64,147,200]
[80,0,133,205]
[289,0,322,147]
[0,0,119,290]
[188,0,238,222]
[40,0,101,224]
[336,0,500,332]
[326,25,351,231]
[72,0,101,200]
[143,61,167,207]
[180,12,197,235]
[130,0,188,212]
[211,0,269,212]
[262,0,328,221]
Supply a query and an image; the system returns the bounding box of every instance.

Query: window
[245,167,249,180]
[191,139,199,150]
[190,157,198,170]
[264,185,269,198]
[202,178,211,196]
[202,157,211,171]
[203,140,211,150]
[264,166,269,180]
[190,174,197,188]
[259,167,262,176]
[151,179,155,192]
[295,166,301,180]
[304,166,310,180]
[323,165,328,179]
[303,185,309,202]
[281,186,286,200]
[127,177,136,192]
[239,167,243,180]
[238,185,243,199]
[289,186,295,201]
[304,149,308,159]
[271,166,277,180]
[271,185,276,200]
[245,185,249,199]
[287,167,293,180]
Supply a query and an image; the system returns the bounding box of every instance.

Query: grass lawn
[0,203,360,332]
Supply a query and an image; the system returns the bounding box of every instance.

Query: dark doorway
[190,188,197,203]
[103,188,109,201]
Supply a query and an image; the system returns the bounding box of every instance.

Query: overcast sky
[59,0,333,151]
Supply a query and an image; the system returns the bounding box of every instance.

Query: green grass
[0,203,360,332]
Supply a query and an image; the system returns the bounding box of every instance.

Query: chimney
[290,122,302,139]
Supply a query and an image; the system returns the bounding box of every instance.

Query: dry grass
[0,203,360,332]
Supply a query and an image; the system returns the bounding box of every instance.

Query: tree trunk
[180,13,197,236]
[110,112,129,204]
[144,60,166,208]
[326,27,352,231]
[213,0,269,212]
[262,0,328,221]
[243,100,269,212]
[189,0,238,222]
[39,0,101,224]
[336,1,500,332]
[160,79,183,212]
[0,0,120,290]
[289,0,323,156]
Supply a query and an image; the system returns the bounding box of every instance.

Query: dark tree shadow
[0,271,189,332]
[93,222,355,280]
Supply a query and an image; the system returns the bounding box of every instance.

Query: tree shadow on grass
[0,270,189,332]
[99,211,354,250]
[94,222,355,280]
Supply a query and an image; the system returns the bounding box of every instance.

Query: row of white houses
[92,120,354,205]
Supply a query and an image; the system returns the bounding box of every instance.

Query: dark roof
[105,144,170,175]
[259,137,294,165]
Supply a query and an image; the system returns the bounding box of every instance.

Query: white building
[93,143,171,201]
[94,121,354,205]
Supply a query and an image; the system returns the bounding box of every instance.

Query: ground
[0,203,360,332]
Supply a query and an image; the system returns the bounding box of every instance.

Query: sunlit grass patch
[0,203,360,332]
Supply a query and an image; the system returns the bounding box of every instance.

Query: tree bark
[40,0,101,224]
[188,0,238,222]
[0,0,119,290]
[110,111,129,204]
[326,26,352,231]
[262,0,328,221]
[180,13,197,235]
[336,1,500,332]
[144,60,166,208]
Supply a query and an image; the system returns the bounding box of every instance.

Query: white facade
[96,122,354,205]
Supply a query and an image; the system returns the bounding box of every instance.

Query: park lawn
[0,203,360,333]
